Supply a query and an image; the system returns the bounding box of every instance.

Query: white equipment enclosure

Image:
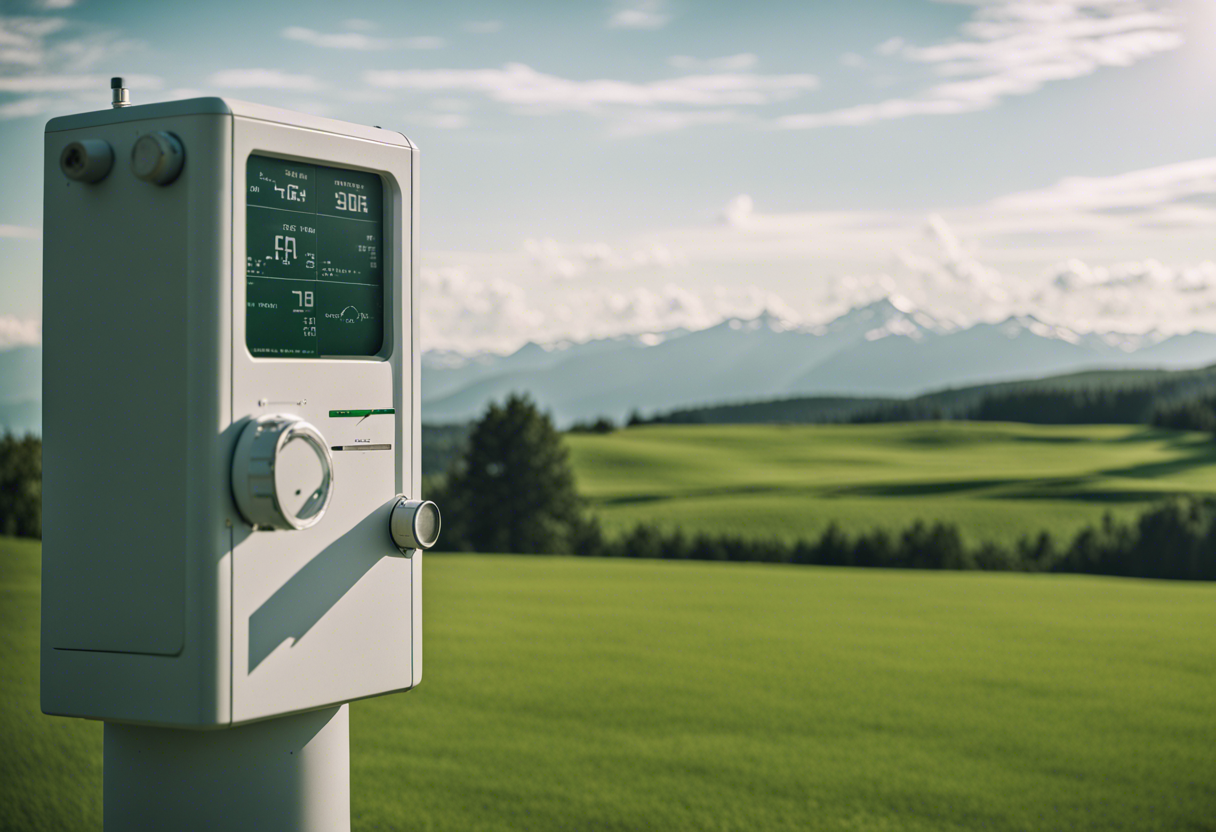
[41,93,436,743]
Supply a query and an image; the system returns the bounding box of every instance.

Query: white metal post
[103,705,350,832]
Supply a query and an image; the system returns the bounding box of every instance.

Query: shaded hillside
[644,364,1216,426]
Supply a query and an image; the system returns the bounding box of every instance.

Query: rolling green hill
[567,422,1216,546]
[3,540,1214,830]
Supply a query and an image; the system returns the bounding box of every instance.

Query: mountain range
[421,299,1216,425]
[8,298,1216,433]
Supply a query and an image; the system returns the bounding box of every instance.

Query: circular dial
[232,415,334,530]
[131,131,184,185]
[390,498,441,554]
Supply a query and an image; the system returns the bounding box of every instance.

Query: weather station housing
[40,80,440,831]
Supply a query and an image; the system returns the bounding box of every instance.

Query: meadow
[3,538,1214,831]
[566,422,1216,546]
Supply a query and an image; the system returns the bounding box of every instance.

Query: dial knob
[131,131,184,185]
[60,139,114,183]
[390,498,441,554]
[232,415,334,530]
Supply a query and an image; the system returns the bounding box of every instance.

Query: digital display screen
[246,155,385,357]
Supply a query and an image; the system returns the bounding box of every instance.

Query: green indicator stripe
[329,408,395,418]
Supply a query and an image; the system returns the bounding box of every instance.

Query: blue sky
[2,0,1215,352]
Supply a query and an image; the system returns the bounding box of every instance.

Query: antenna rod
[111,77,130,108]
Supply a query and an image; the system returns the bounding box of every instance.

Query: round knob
[232,415,334,530]
[60,139,114,183]
[131,131,184,185]
[390,498,441,554]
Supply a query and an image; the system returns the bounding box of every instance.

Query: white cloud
[420,267,546,352]
[897,213,1005,299]
[419,262,804,354]
[208,68,326,91]
[608,1,671,30]
[875,36,905,56]
[422,154,1216,354]
[282,26,445,50]
[524,238,684,278]
[721,194,754,227]
[0,97,53,119]
[0,224,39,239]
[0,14,156,116]
[779,0,1181,129]
[463,20,503,34]
[991,157,1216,219]
[1036,256,1216,334]
[0,316,40,348]
[608,108,752,137]
[669,53,758,71]
[408,111,470,130]
[1047,257,1215,291]
[364,63,818,111]
[0,72,157,92]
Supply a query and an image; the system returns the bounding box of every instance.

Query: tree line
[0,432,40,539]
[630,364,1216,432]
[570,502,1216,581]
[7,393,1216,580]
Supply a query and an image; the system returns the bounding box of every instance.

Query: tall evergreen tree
[439,394,588,554]
[0,432,41,539]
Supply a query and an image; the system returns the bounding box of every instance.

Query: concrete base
[104,705,349,832]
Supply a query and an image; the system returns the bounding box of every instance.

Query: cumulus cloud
[422,151,1216,354]
[524,238,684,278]
[420,267,545,352]
[1047,258,1216,291]
[608,1,671,30]
[721,194,755,227]
[779,0,1181,129]
[282,26,445,50]
[895,214,1006,311]
[0,316,40,348]
[419,262,807,354]
[1036,256,1216,333]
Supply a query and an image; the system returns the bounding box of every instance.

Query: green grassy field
[567,422,1216,546]
[4,538,1215,831]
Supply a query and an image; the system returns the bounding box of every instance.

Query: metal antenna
[111,77,130,108]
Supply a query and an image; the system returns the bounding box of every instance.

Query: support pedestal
[104,704,349,832]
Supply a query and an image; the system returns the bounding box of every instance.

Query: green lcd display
[246,155,385,358]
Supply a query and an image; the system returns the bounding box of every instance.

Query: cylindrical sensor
[131,131,184,185]
[390,498,441,554]
[60,139,114,183]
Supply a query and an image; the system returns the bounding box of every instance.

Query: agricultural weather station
[40,79,439,831]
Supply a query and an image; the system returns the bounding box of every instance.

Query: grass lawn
[567,422,1216,546]
[4,539,1215,830]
